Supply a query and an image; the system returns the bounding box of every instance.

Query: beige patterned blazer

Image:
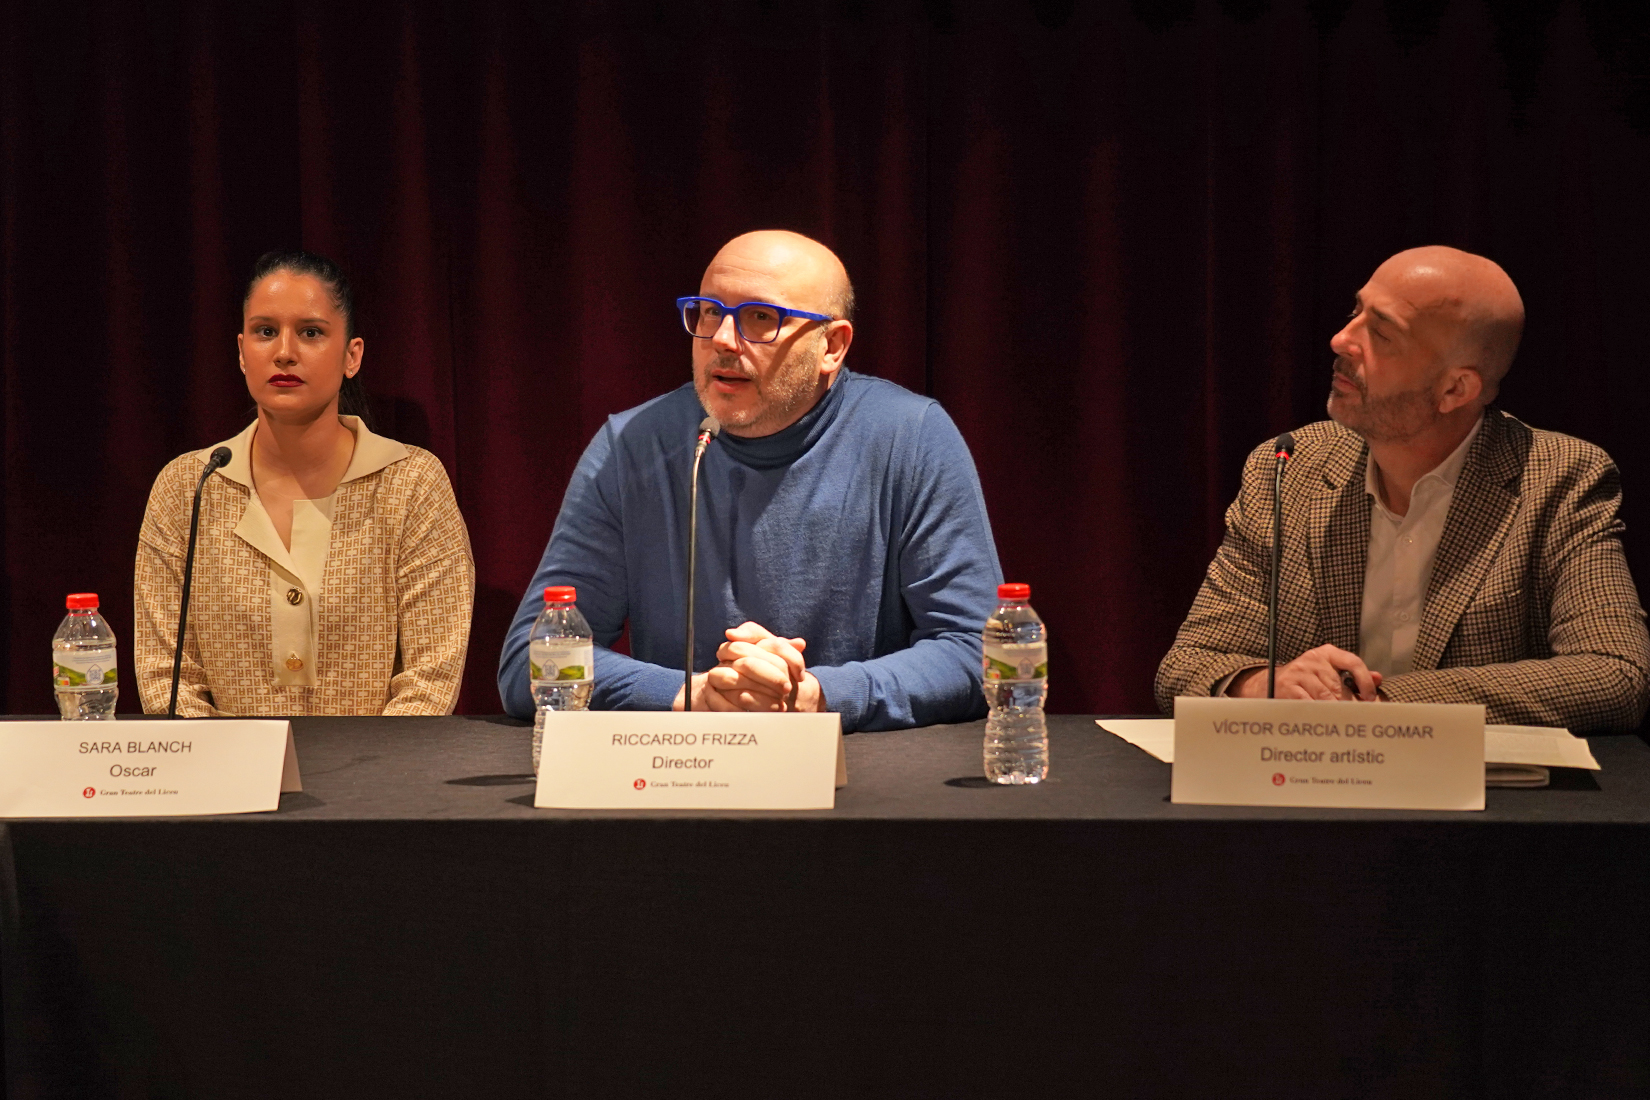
[1155,409,1650,731]
[135,419,475,716]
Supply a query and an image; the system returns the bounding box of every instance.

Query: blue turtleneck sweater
[497,369,1002,731]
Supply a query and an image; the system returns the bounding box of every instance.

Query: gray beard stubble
[1327,357,1441,444]
[695,338,824,436]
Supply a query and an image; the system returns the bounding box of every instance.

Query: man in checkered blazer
[1156,247,1650,732]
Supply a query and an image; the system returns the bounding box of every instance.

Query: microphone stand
[683,418,719,711]
[1267,433,1294,699]
[169,447,231,718]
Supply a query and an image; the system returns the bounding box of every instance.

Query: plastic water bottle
[982,582,1048,784]
[529,585,594,774]
[53,592,119,721]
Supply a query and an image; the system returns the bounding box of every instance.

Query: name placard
[1171,697,1484,811]
[0,719,301,818]
[535,711,843,810]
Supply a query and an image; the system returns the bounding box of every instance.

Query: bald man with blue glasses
[499,230,1003,731]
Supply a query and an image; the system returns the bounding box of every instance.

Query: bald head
[1373,246,1524,396]
[703,230,855,322]
[691,230,858,438]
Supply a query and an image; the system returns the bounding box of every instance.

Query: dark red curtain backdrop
[2,0,1648,715]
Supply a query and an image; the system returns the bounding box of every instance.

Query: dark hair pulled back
[244,250,374,429]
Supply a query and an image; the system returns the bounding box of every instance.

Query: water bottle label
[983,642,1046,682]
[54,651,118,688]
[530,640,594,684]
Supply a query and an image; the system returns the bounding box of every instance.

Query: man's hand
[671,661,798,712]
[1229,645,1382,701]
[712,622,827,713]
[672,671,746,712]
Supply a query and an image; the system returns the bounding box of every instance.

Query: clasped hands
[1229,644,1385,702]
[671,622,826,714]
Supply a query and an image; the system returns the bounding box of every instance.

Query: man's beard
[1326,356,1441,443]
[695,339,823,436]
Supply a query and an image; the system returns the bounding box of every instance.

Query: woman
[135,251,475,715]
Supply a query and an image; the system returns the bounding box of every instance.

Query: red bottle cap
[544,586,577,603]
[66,593,100,609]
[997,583,1030,601]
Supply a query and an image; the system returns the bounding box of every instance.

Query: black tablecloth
[4,715,1648,1099]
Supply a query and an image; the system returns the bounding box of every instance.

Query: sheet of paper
[1097,719,1176,762]
[1097,719,1599,770]
[1485,725,1599,769]
[1486,764,1550,788]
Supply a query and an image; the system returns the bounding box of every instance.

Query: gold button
[286,654,304,671]
[286,588,303,606]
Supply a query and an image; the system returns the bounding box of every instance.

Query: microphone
[1267,433,1295,699]
[683,417,720,711]
[169,446,232,718]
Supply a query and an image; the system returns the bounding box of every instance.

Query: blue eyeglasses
[677,297,834,345]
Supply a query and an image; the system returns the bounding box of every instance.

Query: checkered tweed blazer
[135,434,475,716]
[1154,409,1650,731]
